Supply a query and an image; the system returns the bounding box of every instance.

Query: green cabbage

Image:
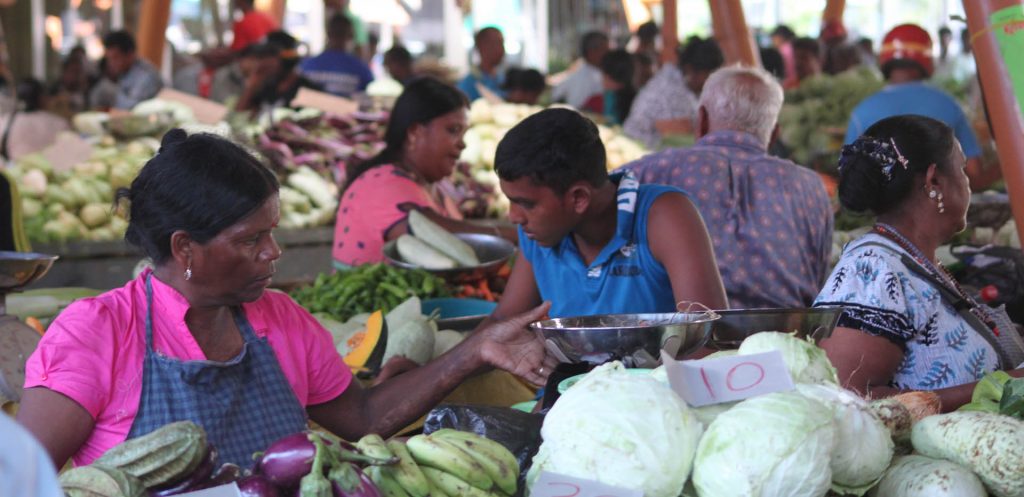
[692,391,836,497]
[738,332,838,385]
[527,362,703,497]
[796,383,894,495]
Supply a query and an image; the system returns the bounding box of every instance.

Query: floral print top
[814,233,999,390]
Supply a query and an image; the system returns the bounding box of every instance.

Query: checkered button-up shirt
[621,130,833,309]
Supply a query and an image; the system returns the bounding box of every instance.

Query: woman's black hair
[115,129,279,264]
[502,67,546,93]
[344,77,467,191]
[600,49,636,124]
[838,115,955,215]
[494,108,607,194]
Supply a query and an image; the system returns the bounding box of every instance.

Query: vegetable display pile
[8,135,151,244]
[777,67,884,174]
[9,101,344,243]
[531,331,1024,497]
[238,108,387,178]
[315,296,466,374]
[290,264,451,323]
[60,420,518,497]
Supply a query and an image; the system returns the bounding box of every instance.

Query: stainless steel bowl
[0,252,59,292]
[529,311,720,367]
[383,233,516,283]
[709,307,843,349]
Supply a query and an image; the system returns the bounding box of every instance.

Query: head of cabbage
[796,383,894,495]
[527,362,703,497]
[692,391,837,497]
[738,331,839,385]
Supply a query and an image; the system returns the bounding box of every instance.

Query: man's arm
[475,252,542,331]
[647,192,729,310]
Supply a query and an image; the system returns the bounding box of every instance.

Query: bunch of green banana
[358,430,518,497]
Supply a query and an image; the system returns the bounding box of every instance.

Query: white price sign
[660,350,794,407]
[530,471,643,497]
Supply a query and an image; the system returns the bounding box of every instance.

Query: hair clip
[838,136,910,182]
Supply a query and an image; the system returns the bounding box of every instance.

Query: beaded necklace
[873,222,999,336]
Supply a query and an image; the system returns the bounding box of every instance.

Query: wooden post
[963,0,1024,248]
[708,0,759,67]
[661,0,678,65]
[823,0,845,24]
[135,0,171,69]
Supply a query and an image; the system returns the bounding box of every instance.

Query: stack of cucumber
[397,210,481,270]
[358,430,519,497]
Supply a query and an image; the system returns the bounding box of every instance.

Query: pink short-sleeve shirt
[23,269,352,466]
[332,165,462,266]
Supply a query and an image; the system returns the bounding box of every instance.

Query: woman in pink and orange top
[333,77,516,268]
[16,130,556,469]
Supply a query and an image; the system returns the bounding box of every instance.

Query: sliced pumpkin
[343,310,388,374]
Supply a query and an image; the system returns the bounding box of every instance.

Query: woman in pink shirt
[333,77,516,268]
[17,129,556,469]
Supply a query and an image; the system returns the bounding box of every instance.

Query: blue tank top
[519,172,681,318]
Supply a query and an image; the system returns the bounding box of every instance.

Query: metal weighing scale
[0,251,59,407]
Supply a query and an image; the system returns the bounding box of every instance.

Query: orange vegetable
[25,317,45,335]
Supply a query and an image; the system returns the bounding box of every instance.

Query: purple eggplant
[258,433,317,489]
[150,445,219,496]
[237,475,282,497]
[194,463,244,491]
[327,463,381,497]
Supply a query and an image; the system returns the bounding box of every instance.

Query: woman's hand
[472,301,556,386]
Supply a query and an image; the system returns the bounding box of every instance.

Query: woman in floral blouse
[814,115,1024,410]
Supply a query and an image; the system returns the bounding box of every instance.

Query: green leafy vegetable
[290,264,450,322]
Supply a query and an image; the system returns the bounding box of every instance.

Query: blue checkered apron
[126,275,309,468]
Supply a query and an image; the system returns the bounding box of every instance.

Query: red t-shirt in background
[231,11,278,51]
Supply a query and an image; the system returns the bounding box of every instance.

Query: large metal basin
[529,311,720,367]
[709,307,843,349]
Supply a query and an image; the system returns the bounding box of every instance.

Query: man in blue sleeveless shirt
[482,108,727,322]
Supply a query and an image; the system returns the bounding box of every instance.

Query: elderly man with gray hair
[620,66,832,309]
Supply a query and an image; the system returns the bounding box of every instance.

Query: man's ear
[769,123,780,148]
[566,182,593,215]
[697,106,710,138]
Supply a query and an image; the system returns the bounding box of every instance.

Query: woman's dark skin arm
[308,302,555,439]
[822,326,1024,411]
[17,388,96,468]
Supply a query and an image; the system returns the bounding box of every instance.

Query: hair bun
[159,128,188,152]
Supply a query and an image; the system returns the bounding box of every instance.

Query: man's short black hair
[580,31,609,58]
[637,21,659,42]
[384,45,412,64]
[771,25,796,41]
[792,37,821,56]
[103,30,136,53]
[240,42,281,59]
[495,108,607,194]
[327,13,353,41]
[678,36,723,72]
[475,26,502,46]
